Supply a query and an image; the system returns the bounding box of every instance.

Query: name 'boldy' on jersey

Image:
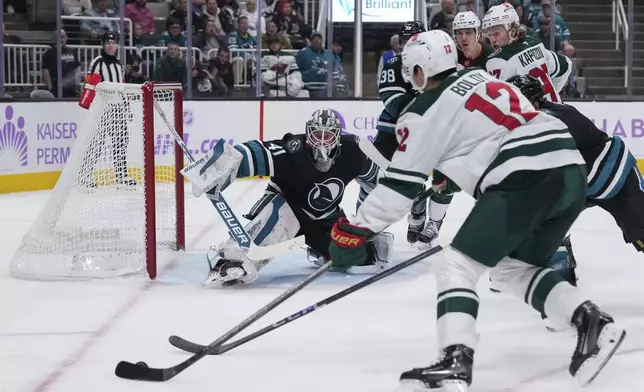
[376,55,417,134]
[233,134,377,220]
[486,36,571,102]
[354,68,584,233]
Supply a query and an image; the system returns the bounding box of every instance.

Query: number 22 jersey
[353,68,584,233]
[485,36,572,102]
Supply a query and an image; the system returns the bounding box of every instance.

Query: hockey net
[10,82,185,280]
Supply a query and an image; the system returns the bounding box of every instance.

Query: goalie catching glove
[329,217,378,270]
[180,139,243,197]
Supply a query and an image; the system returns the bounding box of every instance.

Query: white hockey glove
[180,141,243,197]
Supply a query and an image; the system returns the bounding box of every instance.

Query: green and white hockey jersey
[352,68,584,233]
[485,36,572,103]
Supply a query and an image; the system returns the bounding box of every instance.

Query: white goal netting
[10,82,184,280]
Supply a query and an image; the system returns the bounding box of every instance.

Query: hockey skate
[399,344,473,391]
[407,211,427,244]
[416,218,443,248]
[203,246,260,287]
[569,301,626,386]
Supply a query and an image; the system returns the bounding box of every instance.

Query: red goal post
[10,81,185,280]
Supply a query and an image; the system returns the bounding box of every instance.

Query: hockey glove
[78,73,101,110]
[329,217,375,270]
[180,139,243,197]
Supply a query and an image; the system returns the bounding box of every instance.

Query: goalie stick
[168,246,444,356]
[150,87,304,260]
[114,259,332,382]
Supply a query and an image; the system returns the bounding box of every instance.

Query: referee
[84,31,135,187]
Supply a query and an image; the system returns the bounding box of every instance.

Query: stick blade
[246,235,306,260]
[114,361,168,381]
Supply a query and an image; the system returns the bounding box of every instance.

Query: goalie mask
[305,109,342,172]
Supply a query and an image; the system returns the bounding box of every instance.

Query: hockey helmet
[101,31,119,44]
[482,4,520,46]
[401,30,458,91]
[507,74,544,107]
[305,109,342,172]
[452,11,481,50]
[399,21,426,49]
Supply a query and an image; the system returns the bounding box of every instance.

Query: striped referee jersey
[88,53,124,83]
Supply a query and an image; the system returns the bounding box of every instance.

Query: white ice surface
[1,179,643,392]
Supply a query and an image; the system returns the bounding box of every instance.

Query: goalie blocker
[181,109,393,287]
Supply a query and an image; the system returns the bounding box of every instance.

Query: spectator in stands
[203,0,235,35]
[332,37,344,62]
[196,19,226,54]
[259,37,303,97]
[2,23,21,44]
[430,0,455,31]
[534,15,562,52]
[210,47,234,93]
[125,53,147,84]
[377,34,399,86]
[125,0,156,35]
[193,60,228,97]
[229,15,257,85]
[525,0,543,26]
[154,42,188,86]
[535,0,575,57]
[218,0,242,34]
[295,31,346,98]
[262,20,292,49]
[169,0,204,34]
[444,13,455,36]
[273,0,308,49]
[63,0,92,15]
[159,17,187,46]
[242,0,266,38]
[192,0,206,15]
[81,0,119,41]
[129,23,146,48]
[42,29,81,98]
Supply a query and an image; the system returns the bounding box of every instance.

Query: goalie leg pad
[205,194,301,286]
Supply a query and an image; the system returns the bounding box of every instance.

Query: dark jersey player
[183,109,392,287]
[509,74,644,287]
[370,21,452,248]
[453,11,494,69]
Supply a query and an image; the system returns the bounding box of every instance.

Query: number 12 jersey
[353,68,584,233]
[485,36,572,102]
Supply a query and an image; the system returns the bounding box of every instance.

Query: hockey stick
[150,93,304,260]
[168,245,444,355]
[114,259,332,382]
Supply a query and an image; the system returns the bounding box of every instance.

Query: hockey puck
[136,361,149,368]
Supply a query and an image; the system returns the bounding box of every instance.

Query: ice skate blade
[396,379,431,392]
[574,324,626,387]
[396,379,468,392]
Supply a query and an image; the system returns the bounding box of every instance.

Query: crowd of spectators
[2,0,350,99]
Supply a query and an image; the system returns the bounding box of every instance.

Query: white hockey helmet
[401,30,458,91]
[482,4,520,33]
[452,11,481,50]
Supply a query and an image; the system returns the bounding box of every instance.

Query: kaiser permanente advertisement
[0,100,643,192]
[331,0,416,23]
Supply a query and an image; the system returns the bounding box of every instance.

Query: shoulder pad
[341,134,360,145]
[284,136,304,153]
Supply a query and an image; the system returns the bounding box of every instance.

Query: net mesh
[10,83,180,280]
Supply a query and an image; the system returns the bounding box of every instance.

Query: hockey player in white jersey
[483,3,572,102]
[260,37,305,97]
[327,30,625,390]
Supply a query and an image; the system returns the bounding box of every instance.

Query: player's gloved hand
[329,217,375,270]
[180,139,242,197]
